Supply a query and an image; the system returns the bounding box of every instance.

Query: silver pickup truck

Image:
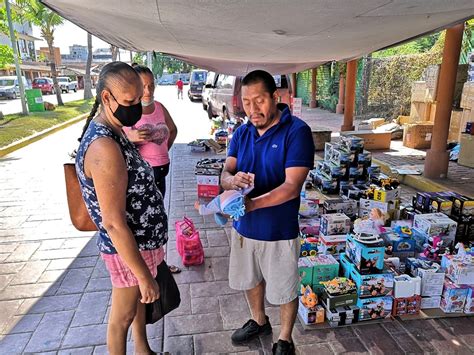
[57,77,78,93]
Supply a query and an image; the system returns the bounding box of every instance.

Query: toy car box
[440,279,469,313]
[309,254,340,294]
[349,267,394,298]
[323,303,360,327]
[380,230,416,260]
[442,255,474,285]
[357,296,393,321]
[345,234,385,274]
[323,198,358,219]
[318,233,347,258]
[392,295,421,316]
[413,213,457,242]
[320,213,351,236]
[298,297,325,325]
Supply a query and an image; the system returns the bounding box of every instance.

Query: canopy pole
[341,60,357,131]
[310,68,317,108]
[336,73,345,114]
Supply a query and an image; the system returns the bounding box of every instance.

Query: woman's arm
[84,137,158,303]
[161,104,178,150]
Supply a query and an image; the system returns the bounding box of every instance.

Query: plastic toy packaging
[321,277,356,295]
[353,207,386,235]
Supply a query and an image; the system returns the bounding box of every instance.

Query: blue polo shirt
[227,104,315,241]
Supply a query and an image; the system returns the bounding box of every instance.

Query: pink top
[123,101,170,167]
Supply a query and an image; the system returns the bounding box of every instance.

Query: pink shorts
[101,247,165,288]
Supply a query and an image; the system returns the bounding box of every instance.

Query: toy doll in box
[353,208,386,235]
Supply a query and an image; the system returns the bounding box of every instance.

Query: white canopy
[41,0,474,75]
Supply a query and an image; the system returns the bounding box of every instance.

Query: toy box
[299,218,320,237]
[340,135,364,153]
[318,233,347,258]
[440,280,469,313]
[406,258,445,297]
[413,213,457,242]
[421,296,442,309]
[321,288,358,309]
[309,254,340,293]
[465,287,474,314]
[349,267,394,298]
[324,303,360,327]
[299,198,320,218]
[357,296,393,321]
[323,198,358,219]
[358,198,400,221]
[373,187,401,203]
[345,234,385,274]
[299,235,319,257]
[298,257,314,291]
[452,196,474,219]
[392,295,421,316]
[196,174,220,198]
[340,254,353,279]
[443,255,474,285]
[380,230,416,260]
[298,297,325,325]
[320,213,351,236]
[430,197,453,216]
[393,274,421,298]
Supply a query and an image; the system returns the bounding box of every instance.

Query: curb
[373,158,447,192]
[0,113,88,158]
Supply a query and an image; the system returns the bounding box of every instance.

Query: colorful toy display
[345,233,385,274]
[357,296,393,321]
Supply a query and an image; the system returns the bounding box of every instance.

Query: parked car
[188,69,207,101]
[57,77,78,93]
[206,74,292,121]
[202,71,216,112]
[32,77,55,95]
[0,76,29,100]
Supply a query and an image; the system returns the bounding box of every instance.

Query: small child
[194,173,254,226]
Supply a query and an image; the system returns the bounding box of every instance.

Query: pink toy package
[175,217,204,267]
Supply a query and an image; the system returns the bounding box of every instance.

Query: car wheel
[73,87,77,92]
[202,102,207,111]
[11,92,17,100]
[207,104,214,120]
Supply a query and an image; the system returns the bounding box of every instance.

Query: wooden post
[310,68,317,108]
[341,60,357,131]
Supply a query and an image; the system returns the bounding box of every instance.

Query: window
[0,79,15,86]
[191,71,206,84]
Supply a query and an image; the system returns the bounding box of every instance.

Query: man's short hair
[242,70,276,96]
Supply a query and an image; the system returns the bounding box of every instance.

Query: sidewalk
[301,106,474,197]
[1,120,474,354]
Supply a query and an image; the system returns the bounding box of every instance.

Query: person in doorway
[176,78,184,99]
[75,61,168,355]
[221,70,315,355]
[123,64,180,274]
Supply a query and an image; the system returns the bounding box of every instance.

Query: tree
[0,44,15,69]
[18,0,64,105]
[84,32,93,100]
[110,45,118,61]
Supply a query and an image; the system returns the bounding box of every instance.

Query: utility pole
[6,0,28,115]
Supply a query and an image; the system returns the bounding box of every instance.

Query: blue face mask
[109,91,142,127]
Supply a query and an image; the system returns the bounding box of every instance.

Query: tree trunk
[84,33,93,100]
[130,50,133,64]
[47,38,63,106]
[111,45,118,61]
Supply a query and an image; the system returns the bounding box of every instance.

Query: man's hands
[226,172,254,190]
[138,275,160,304]
[126,128,152,143]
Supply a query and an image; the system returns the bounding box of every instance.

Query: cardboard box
[421,296,442,309]
[318,233,347,258]
[440,280,469,313]
[410,102,432,122]
[323,302,360,327]
[447,110,463,142]
[358,118,386,130]
[460,109,474,135]
[443,255,474,285]
[461,82,474,109]
[349,267,394,298]
[196,175,220,197]
[322,288,358,309]
[380,231,416,260]
[424,65,440,101]
[411,81,428,102]
[357,296,393,321]
[458,134,474,168]
[319,213,351,236]
[406,258,445,297]
[452,195,474,218]
[298,257,315,290]
[465,287,474,314]
[403,122,434,149]
[392,295,422,316]
[323,198,358,219]
[428,102,437,122]
[373,187,401,202]
[298,298,325,324]
[345,234,385,274]
[393,275,421,298]
[309,254,340,293]
[398,115,412,125]
[413,213,457,241]
[341,130,392,150]
[311,130,332,151]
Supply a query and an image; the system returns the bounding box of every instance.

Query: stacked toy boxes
[194,159,225,198]
[298,254,340,296]
[342,234,394,321]
[440,254,474,314]
[318,213,351,259]
[391,275,422,316]
[320,278,360,327]
[406,258,445,310]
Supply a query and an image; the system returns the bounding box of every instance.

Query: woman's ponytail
[78,97,100,142]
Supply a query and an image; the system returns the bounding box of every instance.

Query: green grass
[0,99,94,148]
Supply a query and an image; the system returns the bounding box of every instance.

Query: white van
[0,76,29,100]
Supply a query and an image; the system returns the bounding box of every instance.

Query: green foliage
[151,52,194,77]
[373,32,441,58]
[0,44,15,69]
[0,6,21,36]
[132,52,145,65]
[16,0,64,43]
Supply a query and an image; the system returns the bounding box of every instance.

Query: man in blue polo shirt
[221,70,314,355]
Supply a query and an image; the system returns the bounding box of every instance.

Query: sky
[32,20,112,54]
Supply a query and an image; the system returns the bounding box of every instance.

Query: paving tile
[85,277,112,292]
[0,274,13,291]
[163,335,194,354]
[71,291,110,327]
[193,330,261,354]
[70,256,98,269]
[38,269,67,283]
[202,246,230,257]
[10,260,50,285]
[0,299,23,334]
[18,294,82,314]
[38,239,65,251]
[6,242,40,262]
[0,332,32,354]
[191,296,219,314]
[58,346,94,355]
[4,313,43,335]
[439,317,474,349]
[191,280,241,298]
[31,248,84,261]
[171,283,191,317]
[24,310,74,352]
[173,262,214,285]
[211,256,230,281]
[62,324,108,348]
[62,237,93,250]
[91,260,108,279]
[292,323,356,345]
[46,258,75,270]
[57,267,93,295]
[353,323,405,354]
[296,342,333,355]
[165,313,223,336]
[206,229,229,247]
[0,261,25,275]
[328,336,370,354]
[0,282,52,301]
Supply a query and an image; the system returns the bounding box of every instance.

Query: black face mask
[108,91,142,127]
